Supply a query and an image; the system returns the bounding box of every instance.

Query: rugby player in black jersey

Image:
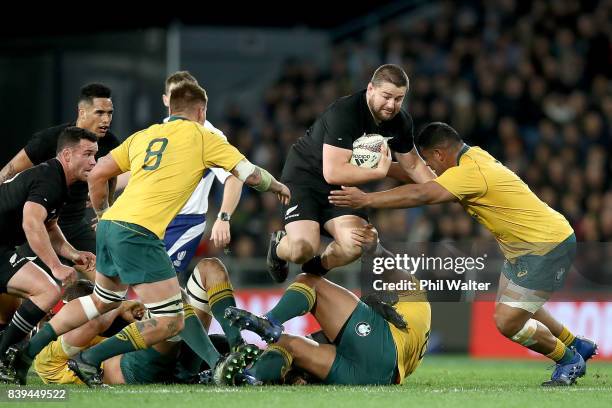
[0,127,97,361]
[268,64,433,282]
[0,84,118,279]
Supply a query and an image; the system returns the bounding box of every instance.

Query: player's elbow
[22,216,40,236]
[323,164,342,185]
[243,168,262,188]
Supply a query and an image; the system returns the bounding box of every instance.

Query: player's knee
[494,312,525,338]
[289,239,317,263]
[35,282,62,309]
[196,257,228,286]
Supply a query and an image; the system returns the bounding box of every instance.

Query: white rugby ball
[350,134,388,168]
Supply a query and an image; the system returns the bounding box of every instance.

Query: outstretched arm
[328,181,456,209]
[230,159,291,205]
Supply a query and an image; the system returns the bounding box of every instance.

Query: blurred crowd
[203,0,612,258]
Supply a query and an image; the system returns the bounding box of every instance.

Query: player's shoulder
[203,120,228,141]
[462,146,494,165]
[28,159,64,185]
[102,130,121,147]
[396,109,413,126]
[327,89,366,115]
[32,122,72,141]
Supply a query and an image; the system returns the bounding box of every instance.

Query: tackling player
[328,122,597,386]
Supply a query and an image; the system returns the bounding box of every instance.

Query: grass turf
[2,355,611,407]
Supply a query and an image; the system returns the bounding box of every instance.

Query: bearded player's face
[366,82,407,123]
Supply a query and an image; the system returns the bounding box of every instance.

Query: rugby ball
[350,134,388,168]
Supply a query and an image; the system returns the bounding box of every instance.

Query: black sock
[301,256,328,276]
[0,300,46,356]
[0,323,7,332]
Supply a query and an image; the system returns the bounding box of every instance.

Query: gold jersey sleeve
[103,118,245,238]
[434,147,573,259]
[388,301,431,384]
[34,336,105,385]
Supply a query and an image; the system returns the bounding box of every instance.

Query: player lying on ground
[31,264,258,386]
[328,122,597,386]
[227,226,431,386]
[4,81,290,387]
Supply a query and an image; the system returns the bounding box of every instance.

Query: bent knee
[288,239,317,264]
[493,312,526,338]
[196,257,229,284]
[35,284,62,309]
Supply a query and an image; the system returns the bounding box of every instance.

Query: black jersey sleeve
[321,103,362,151]
[26,180,61,217]
[24,125,65,165]
[387,110,414,154]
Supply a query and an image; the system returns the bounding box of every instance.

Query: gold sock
[558,326,576,347]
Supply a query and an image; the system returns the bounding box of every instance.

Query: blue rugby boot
[542,352,585,386]
[571,336,598,362]
[224,307,283,343]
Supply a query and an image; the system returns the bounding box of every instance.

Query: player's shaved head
[169,82,208,115]
[371,64,409,88]
[416,122,463,152]
[165,71,198,94]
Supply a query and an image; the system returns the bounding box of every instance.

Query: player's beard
[367,94,398,123]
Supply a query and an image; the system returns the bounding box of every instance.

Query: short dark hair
[169,82,208,114]
[56,126,98,153]
[416,122,463,151]
[79,83,112,105]
[371,64,409,88]
[63,279,94,302]
[165,71,198,94]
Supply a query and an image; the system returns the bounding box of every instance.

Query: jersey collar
[167,115,187,122]
[456,144,470,165]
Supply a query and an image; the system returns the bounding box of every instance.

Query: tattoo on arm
[166,320,179,336]
[244,167,261,187]
[136,318,159,332]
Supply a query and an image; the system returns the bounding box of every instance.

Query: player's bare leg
[65,277,183,387]
[268,220,320,282]
[6,271,126,385]
[188,257,245,349]
[0,262,62,359]
[227,273,360,383]
[276,221,320,264]
[320,215,368,270]
[102,355,126,384]
[494,278,587,385]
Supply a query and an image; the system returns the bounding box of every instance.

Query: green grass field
[2,356,611,408]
